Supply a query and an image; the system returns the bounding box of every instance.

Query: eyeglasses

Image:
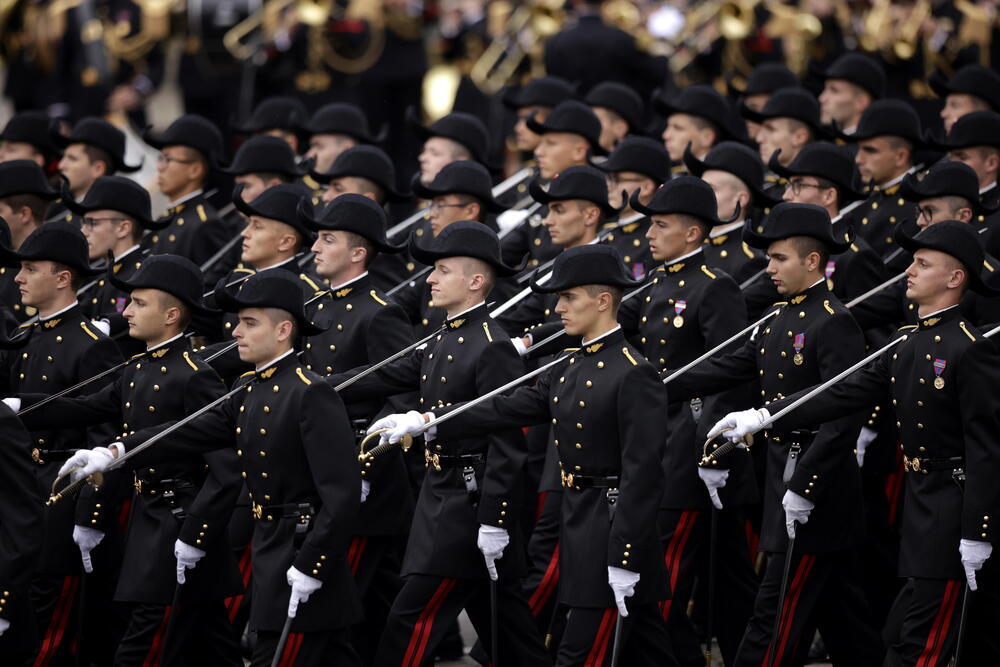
[915,205,938,222]
[786,179,825,196]
[428,201,471,212]
[82,216,127,230]
[157,153,198,165]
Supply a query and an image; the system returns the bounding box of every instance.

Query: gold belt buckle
[903,455,922,473]
[133,476,143,494]
[424,449,441,472]
[560,470,575,488]
[31,448,43,464]
[251,501,263,520]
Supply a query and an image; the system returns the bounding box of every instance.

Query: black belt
[903,455,964,474]
[351,418,371,440]
[251,501,316,522]
[423,449,484,472]
[560,470,620,489]
[133,475,195,496]
[31,448,78,465]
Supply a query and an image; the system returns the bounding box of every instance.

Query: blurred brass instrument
[469,0,565,95]
[860,0,931,61]
[104,0,175,62]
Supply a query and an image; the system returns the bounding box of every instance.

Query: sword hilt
[699,433,753,467]
[358,429,413,462]
[46,468,104,506]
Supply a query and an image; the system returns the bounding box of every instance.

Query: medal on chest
[933,358,947,389]
[792,333,805,366]
[673,300,687,328]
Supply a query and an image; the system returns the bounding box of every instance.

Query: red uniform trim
[224,544,253,622]
[33,575,79,667]
[348,536,368,576]
[402,578,457,667]
[528,542,560,616]
[765,553,815,667]
[278,632,305,667]
[536,491,548,522]
[140,606,172,667]
[916,580,961,667]
[585,609,618,667]
[660,509,699,620]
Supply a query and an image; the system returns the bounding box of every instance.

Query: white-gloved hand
[960,539,993,591]
[58,447,116,481]
[706,408,770,442]
[607,566,640,617]
[286,566,323,618]
[478,524,510,581]
[698,467,730,510]
[73,525,105,574]
[0,617,8,637]
[2,397,20,412]
[856,427,877,467]
[782,490,815,539]
[174,539,206,584]
[366,410,426,444]
[90,319,111,336]
[361,479,371,503]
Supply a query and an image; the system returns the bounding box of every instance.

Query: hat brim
[528,266,642,293]
[528,179,620,219]
[107,262,217,315]
[232,185,315,240]
[766,150,867,203]
[408,232,524,278]
[894,224,1000,295]
[411,175,506,214]
[742,216,852,254]
[53,131,142,173]
[628,184,742,226]
[525,112,607,157]
[212,279,326,336]
[309,168,409,202]
[295,199,405,253]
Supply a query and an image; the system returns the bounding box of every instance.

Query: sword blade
[663,310,780,384]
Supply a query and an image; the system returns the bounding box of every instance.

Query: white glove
[90,319,110,336]
[174,539,206,584]
[366,410,426,445]
[58,447,116,482]
[0,617,8,637]
[782,490,815,539]
[478,524,510,581]
[856,427,877,467]
[2,397,20,412]
[706,408,770,442]
[360,479,370,503]
[698,467,730,510]
[286,566,322,618]
[960,539,993,591]
[73,525,105,573]
[608,566,640,617]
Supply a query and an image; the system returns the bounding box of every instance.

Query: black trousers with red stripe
[658,507,758,667]
[253,627,359,667]
[373,573,550,667]
[347,535,405,665]
[30,574,82,667]
[113,600,242,666]
[524,490,563,637]
[735,549,883,667]
[554,603,676,667]
[882,578,965,667]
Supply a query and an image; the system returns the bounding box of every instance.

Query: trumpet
[469,0,564,95]
[224,0,329,62]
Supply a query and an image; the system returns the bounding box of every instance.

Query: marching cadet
[618,177,758,665]
[0,160,59,320]
[929,64,1000,133]
[222,135,310,206]
[11,255,244,666]
[297,193,415,662]
[61,271,365,667]
[816,52,886,135]
[51,117,142,226]
[728,63,800,139]
[0,110,61,167]
[234,96,309,153]
[303,102,385,176]
[596,136,673,279]
[142,114,231,273]
[931,110,1000,256]
[773,142,887,300]
[411,111,493,186]
[655,85,748,166]
[329,222,551,666]
[0,400,43,662]
[742,87,829,172]
[0,222,123,665]
[683,141,779,316]
[375,243,676,666]
[584,81,645,153]
[712,219,1000,666]
[395,160,508,334]
[72,176,153,345]
[502,76,577,157]
[848,100,925,257]
[665,203,883,665]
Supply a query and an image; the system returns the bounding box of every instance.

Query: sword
[270,614,295,667]
[705,508,718,666]
[18,354,146,416]
[663,310,780,385]
[846,271,907,308]
[766,534,796,667]
[954,583,971,666]
[490,578,500,667]
[609,613,625,667]
[333,326,446,392]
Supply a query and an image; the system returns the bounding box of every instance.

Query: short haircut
[2,193,49,223]
[784,117,813,141]
[181,145,211,176]
[49,262,84,291]
[582,283,624,312]
[975,146,1000,162]
[343,230,378,268]
[81,144,114,172]
[353,176,386,204]
[676,212,710,241]
[119,216,143,243]
[259,306,299,340]
[459,256,496,295]
[157,291,192,329]
[940,195,973,216]
[254,171,294,185]
[786,235,830,268]
[445,138,472,161]
[687,114,719,138]
[884,136,914,160]
[575,200,606,225]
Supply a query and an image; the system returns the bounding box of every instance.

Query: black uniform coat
[302,272,416,537]
[619,251,757,509]
[5,304,122,573]
[600,217,654,280]
[18,337,242,603]
[121,352,362,632]
[702,222,778,318]
[80,245,143,336]
[826,218,888,302]
[854,179,914,257]
[667,280,867,553]
[328,303,531,580]
[767,306,1000,578]
[142,192,230,271]
[432,327,670,608]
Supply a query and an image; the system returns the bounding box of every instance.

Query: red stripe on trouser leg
[584,609,618,667]
[140,607,173,667]
[766,554,815,667]
[33,576,79,667]
[536,491,548,522]
[529,542,560,616]
[224,545,253,622]
[402,578,457,667]
[279,632,305,667]
[916,580,961,667]
[660,510,698,620]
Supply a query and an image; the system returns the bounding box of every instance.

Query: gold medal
[793,352,804,366]
[673,315,684,328]
[934,376,944,390]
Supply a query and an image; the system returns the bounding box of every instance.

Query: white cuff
[511,336,529,357]
[2,397,21,412]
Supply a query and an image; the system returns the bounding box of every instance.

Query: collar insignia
[334,287,353,298]
[922,317,941,328]
[668,263,685,273]
[42,318,61,329]
[585,342,604,354]
[790,295,807,305]
[448,318,466,329]
[113,263,122,274]
[259,366,277,379]
[151,348,168,358]
[712,235,728,245]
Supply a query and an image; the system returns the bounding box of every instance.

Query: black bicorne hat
[684,142,781,206]
[310,144,409,202]
[233,183,315,239]
[0,220,102,275]
[65,175,156,229]
[304,102,387,144]
[214,271,326,336]
[502,76,576,110]
[530,244,641,293]
[527,165,621,219]
[526,100,606,155]
[767,142,866,203]
[629,174,741,227]
[296,193,404,253]
[411,161,505,213]
[895,219,1000,295]
[142,114,226,165]
[742,202,851,254]
[409,220,523,277]
[55,117,141,173]
[108,253,216,314]
[220,135,308,178]
[0,160,59,200]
